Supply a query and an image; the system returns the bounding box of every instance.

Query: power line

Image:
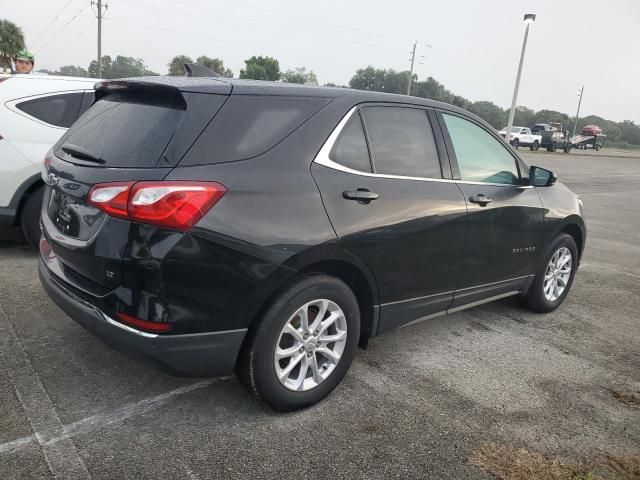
[37,5,89,54]
[104,17,378,71]
[31,0,76,48]
[117,0,408,59]
[47,17,95,65]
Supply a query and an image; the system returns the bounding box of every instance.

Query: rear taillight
[87,181,226,231]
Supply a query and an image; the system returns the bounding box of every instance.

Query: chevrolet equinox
[39,77,586,410]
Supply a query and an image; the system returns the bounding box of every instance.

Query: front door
[439,112,544,309]
[312,105,467,332]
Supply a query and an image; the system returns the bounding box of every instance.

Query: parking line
[0,303,92,478]
[0,360,226,456]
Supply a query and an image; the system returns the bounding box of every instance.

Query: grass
[470,443,640,480]
[470,443,599,480]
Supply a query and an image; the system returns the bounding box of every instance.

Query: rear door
[438,111,544,308]
[312,104,467,333]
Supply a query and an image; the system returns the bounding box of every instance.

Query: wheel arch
[11,173,44,226]
[559,221,585,261]
[243,252,380,355]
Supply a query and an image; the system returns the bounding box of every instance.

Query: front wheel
[520,234,578,313]
[237,274,360,411]
[530,141,540,151]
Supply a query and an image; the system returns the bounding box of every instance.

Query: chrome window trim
[313,106,534,188]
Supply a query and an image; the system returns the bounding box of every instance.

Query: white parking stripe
[0,303,92,478]
[0,366,227,456]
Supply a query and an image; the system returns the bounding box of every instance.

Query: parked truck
[531,123,573,153]
[498,126,542,150]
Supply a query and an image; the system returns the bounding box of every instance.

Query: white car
[498,126,542,151]
[0,74,97,246]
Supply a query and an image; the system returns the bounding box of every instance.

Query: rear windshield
[181,95,330,165]
[55,90,185,168]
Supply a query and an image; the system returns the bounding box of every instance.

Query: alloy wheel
[274,299,348,392]
[543,247,572,302]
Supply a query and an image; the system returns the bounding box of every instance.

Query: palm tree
[0,19,25,72]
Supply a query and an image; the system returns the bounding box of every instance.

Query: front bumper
[39,256,247,377]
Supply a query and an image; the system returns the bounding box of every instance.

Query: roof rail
[184,63,221,78]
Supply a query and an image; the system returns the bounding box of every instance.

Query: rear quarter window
[181,95,331,165]
[16,92,84,128]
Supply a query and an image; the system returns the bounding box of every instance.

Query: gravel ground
[0,152,638,479]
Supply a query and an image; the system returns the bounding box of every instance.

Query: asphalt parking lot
[1,151,639,479]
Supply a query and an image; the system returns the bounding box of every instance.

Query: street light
[504,13,536,145]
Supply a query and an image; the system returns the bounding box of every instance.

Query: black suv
[39,77,586,410]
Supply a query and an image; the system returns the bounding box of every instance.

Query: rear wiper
[60,143,105,164]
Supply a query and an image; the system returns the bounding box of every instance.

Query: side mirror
[529,165,557,187]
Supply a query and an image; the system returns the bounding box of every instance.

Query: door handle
[468,194,492,206]
[343,189,379,203]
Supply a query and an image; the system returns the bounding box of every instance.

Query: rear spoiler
[184,63,221,78]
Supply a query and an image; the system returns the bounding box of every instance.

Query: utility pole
[572,86,584,138]
[406,41,417,96]
[91,0,107,78]
[505,14,536,145]
[97,0,102,78]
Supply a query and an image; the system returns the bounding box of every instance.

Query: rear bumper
[39,256,247,377]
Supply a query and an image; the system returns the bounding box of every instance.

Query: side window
[16,92,84,128]
[442,113,520,185]
[362,106,441,178]
[182,95,330,165]
[329,112,372,172]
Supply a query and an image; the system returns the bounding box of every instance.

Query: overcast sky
[5,0,639,122]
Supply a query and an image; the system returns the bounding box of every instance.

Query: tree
[89,55,158,78]
[168,55,193,76]
[196,56,233,77]
[282,67,318,85]
[349,66,411,94]
[0,19,25,72]
[468,101,505,129]
[513,106,536,128]
[534,109,571,127]
[58,65,89,77]
[239,56,280,81]
[412,76,454,102]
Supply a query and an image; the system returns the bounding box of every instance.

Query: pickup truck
[531,123,572,153]
[498,126,542,150]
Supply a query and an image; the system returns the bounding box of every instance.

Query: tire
[237,274,360,411]
[530,141,540,151]
[547,142,557,153]
[512,138,519,149]
[20,185,44,248]
[520,233,578,313]
[563,145,571,153]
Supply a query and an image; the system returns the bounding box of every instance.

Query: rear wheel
[547,142,557,152]
[20,185,44,248]
[512,138,519,149]
[520,234,578,313]
[530,140,540,151]
[237,274,360,411]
